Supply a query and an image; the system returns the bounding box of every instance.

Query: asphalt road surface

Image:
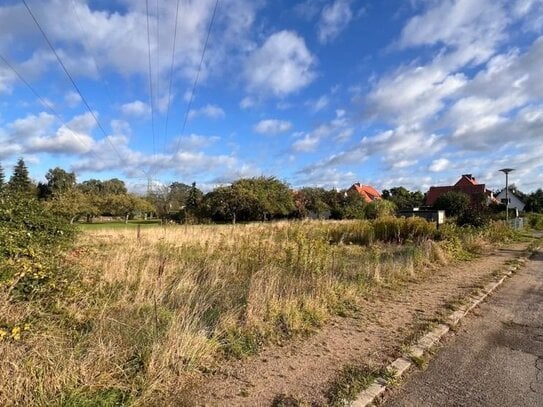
[385,250,543,407]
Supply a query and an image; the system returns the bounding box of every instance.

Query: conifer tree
[8,158,34,195]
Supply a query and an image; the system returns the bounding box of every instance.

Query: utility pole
[499,168,514,222]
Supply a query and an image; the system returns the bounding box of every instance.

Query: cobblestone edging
[349,247,539,407]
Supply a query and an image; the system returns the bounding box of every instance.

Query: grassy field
[0,218,516,405]
[77,219,162,230]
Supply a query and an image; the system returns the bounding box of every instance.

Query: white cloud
[292,133,320,152]
[400,0,507,54]
[64,91,82,108]
[171,134,219,150]
[0,0,262,86]
[318,0,353,44]
[120,100,150,118]
[253,119,292,135]
[240,96,256,109]
[245,30,316,97]
[429,158,451,172]
[307,95,330,112]
[188,104,225,120]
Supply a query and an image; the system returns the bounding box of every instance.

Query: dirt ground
[190,242,529,406]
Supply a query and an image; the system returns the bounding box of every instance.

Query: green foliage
[456,210,490,228]
[79,178,127,195]
[365,199,397,219]
[527,213,543,230]
[434,191,470,217]
[294,187,330,219]
[327,190,367,220]
[328,217,437,245]
[7,158,35,196]
[525,188,543,213]
[43,167,77,199]
[0,163,5,192]
[382,186,424,210]
[204,177,295,223]
[326,364,384,406]
[0,194,76,299]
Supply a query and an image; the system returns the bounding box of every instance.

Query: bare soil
[191,243,529,406]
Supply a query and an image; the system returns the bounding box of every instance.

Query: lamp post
[499,168,514,222]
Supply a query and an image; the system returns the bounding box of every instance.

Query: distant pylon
[147,176,153,195]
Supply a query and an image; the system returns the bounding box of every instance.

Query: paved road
[385,251,543,407]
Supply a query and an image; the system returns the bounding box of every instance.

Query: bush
[365,200,396,219]
[434,191,470,217]
[0,193,76,299]
[527,213,543,230]
[456,210,490,228]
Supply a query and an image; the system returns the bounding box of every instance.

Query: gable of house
[495,189,526,211]
[426,174,496,207]
[349,183,382,203]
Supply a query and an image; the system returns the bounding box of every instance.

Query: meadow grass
[0,218,516,405]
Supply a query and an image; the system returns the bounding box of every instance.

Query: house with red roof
[426,174,497,208]
[348,183,382,203]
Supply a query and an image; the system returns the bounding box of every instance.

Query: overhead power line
[165,0,220,167]
[163,0,181,147]
[0,52,104,165]
[69,0,115,106]
[21,0,147,178]
[145,0,157,158]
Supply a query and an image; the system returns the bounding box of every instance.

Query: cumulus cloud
[120,100,150,117]
[245,30,316,97]
[318,0,353,44]
[188,104,225,120]
[429,158,451,172]
[0,0,262,86]
[253,119,292,135]
[292,110,354,153]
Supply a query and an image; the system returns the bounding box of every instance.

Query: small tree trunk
[232,212,236,225]
[125,214,129,224]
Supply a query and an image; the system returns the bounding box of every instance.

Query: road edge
[349,243,540,407]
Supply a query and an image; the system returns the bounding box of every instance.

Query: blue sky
[0,0,542,193]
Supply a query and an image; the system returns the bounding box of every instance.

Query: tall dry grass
[0,219,495,405]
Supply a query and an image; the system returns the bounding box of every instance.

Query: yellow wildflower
[11,326,21,341]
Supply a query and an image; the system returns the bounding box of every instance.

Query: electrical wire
[0,52,104,166]
[145,0,157,158]
[164,0,219,168]
[163,0,181,148]
[21,0,147,178]
[69,0,115,106]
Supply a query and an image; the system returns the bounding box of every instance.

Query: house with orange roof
[426,174,497,208]
[348,183,382,203]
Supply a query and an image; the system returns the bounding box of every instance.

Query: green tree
[0,163,5,193]
[44,189,96,224]
[327,189,366,220]
[168,182,192,211]
[433,191,471,217]
[295,187,330,219]
[8,158,35,196]
[231,177,295,221]
[525,189,543,213]
[185,182,204,221]
[204,185,254,224]
[45,167,76,197]
[382,186,424,210]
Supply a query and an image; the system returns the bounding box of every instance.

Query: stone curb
[348,247,539,407]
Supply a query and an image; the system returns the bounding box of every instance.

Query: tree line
[1,158,542,225]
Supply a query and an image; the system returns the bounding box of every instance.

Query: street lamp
[499,168,515,222]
